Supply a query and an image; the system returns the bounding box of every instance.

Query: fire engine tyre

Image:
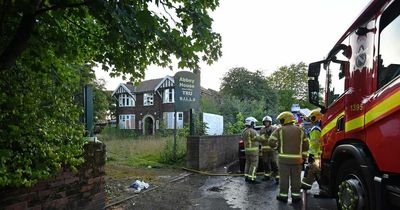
[336,159,373,210]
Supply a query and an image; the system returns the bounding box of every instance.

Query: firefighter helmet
[276,111,295,125]
[262,115,272,123]
[307,109,322,124]
[245,117,258,126]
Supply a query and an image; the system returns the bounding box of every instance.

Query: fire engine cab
[307,0,400,209]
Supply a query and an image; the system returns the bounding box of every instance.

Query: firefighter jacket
[268,124,309,164]
[260,126,276,152]
[308,125,321,156]
[242,127,265,153]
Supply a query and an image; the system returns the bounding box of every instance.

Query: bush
[225,112,245,134]
[0,63,86,187]
[156,121,173,137]
[159,136,187,165]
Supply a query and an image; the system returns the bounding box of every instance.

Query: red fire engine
[307,0,400,209]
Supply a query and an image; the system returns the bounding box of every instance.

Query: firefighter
[259,115,279,183]
[306,109,322,158]
[242,116,265,183]
[269,111,309,202]
[301,109,327,197]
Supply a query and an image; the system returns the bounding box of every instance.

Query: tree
[221,67,269,101]
[0,1,222,76]
[220,67,278,116]
[0,1,222,187]
[93,79,110,124]
[200,88,220,114]
[267,62,313,111]
[225,112,244,135]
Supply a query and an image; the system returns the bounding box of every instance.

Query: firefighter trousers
[244,151,259,181]
[302,162,320,188]
[278,163,302,199]
[262,150,278,178]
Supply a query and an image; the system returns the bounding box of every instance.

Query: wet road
[190,175,337,210]
[115,165,338,210]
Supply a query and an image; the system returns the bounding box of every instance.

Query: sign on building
[174,71,200,111]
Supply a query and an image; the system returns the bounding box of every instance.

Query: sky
[95,0,371,91]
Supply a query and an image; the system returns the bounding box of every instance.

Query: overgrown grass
[98,126,187,169]
[99,125,139,141]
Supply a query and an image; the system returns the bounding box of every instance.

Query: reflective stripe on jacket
[268,124,309,164]
[309,126,321,156]
[260,126,275,152]
[242,127,260,152]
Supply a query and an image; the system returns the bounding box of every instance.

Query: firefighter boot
[276,194,288,202]
[292,196,302,203]
[301,182,312,190]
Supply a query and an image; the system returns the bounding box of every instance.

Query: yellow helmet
[276,111,295,125]
[308,109,322,124]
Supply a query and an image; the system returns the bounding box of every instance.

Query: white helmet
[262,115,272,122]
[245,117,258,126]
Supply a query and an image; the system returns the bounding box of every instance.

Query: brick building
[112,76,188,135]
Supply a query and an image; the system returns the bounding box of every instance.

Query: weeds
[159,137,187,165]
[98,128,187,168]
[100,125,139,141]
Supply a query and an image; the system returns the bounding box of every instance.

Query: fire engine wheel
[336,160,370,210]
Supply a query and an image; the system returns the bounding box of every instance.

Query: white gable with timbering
[154,76,174,90]
[111,83,135,100]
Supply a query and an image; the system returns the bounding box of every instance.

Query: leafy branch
[35,1,90,15]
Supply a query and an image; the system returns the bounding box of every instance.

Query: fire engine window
[327,51,347,106]
[378,1,400,89]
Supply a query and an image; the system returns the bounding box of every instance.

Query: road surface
[108,164,337,210]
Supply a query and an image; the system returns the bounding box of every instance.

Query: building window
[118,94,135,107]
[163,88,174,103]
[163,112,183,129]
[119,114,135,129]
[144,93,154,106]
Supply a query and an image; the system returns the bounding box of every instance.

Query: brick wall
[186,135,241,170]
[0,142,106,210]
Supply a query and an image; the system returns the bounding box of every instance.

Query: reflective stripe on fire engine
[322,90,400,137]
[344,90,400,132]
[345,115,364,132]
[321,111,345,137]
[365,90,400,125]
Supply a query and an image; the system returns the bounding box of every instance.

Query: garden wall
[186,135,240,170]
[0,142,106,210]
